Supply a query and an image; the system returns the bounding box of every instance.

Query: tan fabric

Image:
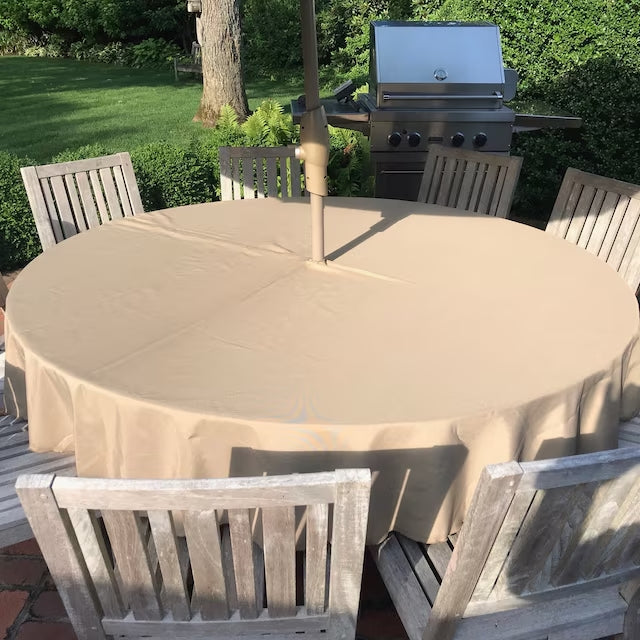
[5,197,640,544]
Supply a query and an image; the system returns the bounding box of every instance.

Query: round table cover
[5,197,640,544]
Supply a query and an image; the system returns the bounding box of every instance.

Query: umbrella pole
[310,192,325,262]
[299,0,329,263]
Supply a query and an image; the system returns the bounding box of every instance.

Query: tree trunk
[195,0,249,126]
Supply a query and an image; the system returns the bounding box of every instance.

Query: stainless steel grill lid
[370,21,507,110]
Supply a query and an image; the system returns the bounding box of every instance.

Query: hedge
[411,0,640,223]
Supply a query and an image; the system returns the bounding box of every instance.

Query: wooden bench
[174,42,202,81]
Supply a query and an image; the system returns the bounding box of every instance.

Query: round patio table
[4,197,640,544]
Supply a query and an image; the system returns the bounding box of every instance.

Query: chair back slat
[88,169,109,223]
[218,147,233,201]
[66,507,125,619]
[21,152,144,250]
[256,158,267,198]
[242,158,256,199]
[102,510,164,620]
[263,505,297,617]
[74,172,101,228]
[17,470,370,640]
[112,165,133,217]
[48,175,77,237]
[266,156,279,197]
[183,509,230,619]
[99,167,123,219]
[62,175,87,232]
[218,146,305,201]
[147,510,191,620]
[289,154,302,200]
[305,502,329,614]
[40,177,66,243]
[327,470,372,640]
[547,167,640,292]
[228,508,259,618]
[417,145,522,218]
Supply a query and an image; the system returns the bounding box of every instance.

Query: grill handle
[382,92,503,101]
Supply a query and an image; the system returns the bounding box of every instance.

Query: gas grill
[293,20,581,200]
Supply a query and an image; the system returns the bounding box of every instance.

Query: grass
[0,57,305,162]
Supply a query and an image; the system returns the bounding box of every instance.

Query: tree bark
[195,0,249,126]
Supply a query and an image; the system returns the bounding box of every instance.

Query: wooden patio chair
[219,146,305,201]
[16,468,371,639]
[417,144,523,218]
[546,167,640,295]
[373,447,640,640]
[21,152,144,251]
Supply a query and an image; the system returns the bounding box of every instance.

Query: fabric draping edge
[8,309,638,544]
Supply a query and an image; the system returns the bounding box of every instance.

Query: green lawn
[0,57,305,163]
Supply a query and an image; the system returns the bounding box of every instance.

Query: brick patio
[0,540,77,640]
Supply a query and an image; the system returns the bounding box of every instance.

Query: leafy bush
[0,151,40,271]
[412,0,640,224]
[130,142,215,211]
[0,0,188,46]
[130,38,182,69]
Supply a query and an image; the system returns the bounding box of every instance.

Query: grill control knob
[407,132,421,147]
[451,132,465,147]
[388,132,402,147]
[473,132,488,148]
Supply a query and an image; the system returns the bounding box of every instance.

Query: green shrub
[130,38,182,69]
[412,0,640,224]
[130,142,215,211]
[0,151,40,271]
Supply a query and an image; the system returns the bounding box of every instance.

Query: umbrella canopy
[298,0,330,263]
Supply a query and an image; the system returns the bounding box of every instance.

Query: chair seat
[619,416,640,447]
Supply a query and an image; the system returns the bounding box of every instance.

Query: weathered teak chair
[619,416,640,448]
[373,447,640,640]
[546,167,640,294]
[417,144,523,218]
[219,146,305,200]
[21,152,144,251]
[17,469,371,639]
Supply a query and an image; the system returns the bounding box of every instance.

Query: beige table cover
[5,197,640,544]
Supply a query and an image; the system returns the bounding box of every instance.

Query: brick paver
[0,558,46,588]
[31,591,68,620]
[0,591,29,639]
